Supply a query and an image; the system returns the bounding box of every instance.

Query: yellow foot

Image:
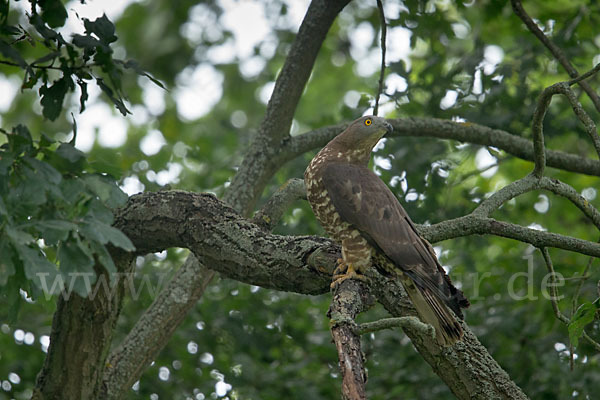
[330,260,368,289]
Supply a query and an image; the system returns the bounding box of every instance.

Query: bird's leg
[331,258,368,289]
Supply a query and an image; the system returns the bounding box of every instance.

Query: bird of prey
[304,115,469,345]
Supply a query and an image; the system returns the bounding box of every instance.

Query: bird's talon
[333,258,347,276]
[330,262,368,289]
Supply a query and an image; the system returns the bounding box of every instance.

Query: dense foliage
[1,0,599,399]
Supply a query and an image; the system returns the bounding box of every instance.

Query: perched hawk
[304,115,469,345]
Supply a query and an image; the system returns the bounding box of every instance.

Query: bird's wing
[321,162,468,318]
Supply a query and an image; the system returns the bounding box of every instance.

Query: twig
[328,279,372,400]
[355,316,433,337]
[540,248,570,323]
[539,177,600,230]
[373,0,387,116]
[511,0,600,113]
[531,88,552,177]
[540,248,600,355]
[571,254,595,316]
[473,174,539,217]
[0,58,90,71]
[554,83,600,159]
[252,178,306,231]
[420,215,600,258]
[568,63,600,86]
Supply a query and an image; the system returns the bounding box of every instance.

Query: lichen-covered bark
[329,280,373,400]
[114,191,337,294]
[32,257,132,400]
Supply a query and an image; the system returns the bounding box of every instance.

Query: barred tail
[400,276,463,346]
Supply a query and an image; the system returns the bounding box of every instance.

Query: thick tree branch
[328,280,372,400]
[114,191,336,294]
[33,253,134,400]
[285,117,600,176]
[224,0,351,215]
[510,0,600,113]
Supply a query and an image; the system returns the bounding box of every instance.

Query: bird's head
[335,115,393,158]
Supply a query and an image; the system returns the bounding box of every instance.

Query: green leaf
[83,14,117,45]
[568,302,598,347]
[118,59,167,90]
[6,226,35,245]
[36,220,78,245]
[0,1,9,24]
[56,142,86,163]
[97,78,130,115]
[39,76,74,121]
[72,34,104,50]
[0,39,27,69]
[38,0,68,28]
[60,178,85,204]
[32,51,61,66]
[24,157,62,185]
[89,240,117,274]
[82,220,135,251]
[0,241,16,285]
[85,200,113,225]
[77,79,89,112]
[39,133,56,148]
[83,174,128,208]
[13,243,60,295]
[0,196,7,216]
[57,240,95,297]
[30,14,63,42]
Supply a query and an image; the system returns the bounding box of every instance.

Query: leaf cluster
[0,0,163,120]
[0,124,133,321]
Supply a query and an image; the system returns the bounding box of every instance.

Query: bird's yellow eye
[364,118,372,126]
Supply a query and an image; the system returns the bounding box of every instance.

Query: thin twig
[0,58,89,71]
[355,316,434,337]
[568,63,600,86]
[540,248,600,355]
[540,248,570,324]
[373,0,387,116]
[539,176,600,230]
[571,255,595,316]
[531,80,600,177]
[531,88,552,177]
[511,0,600,113]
